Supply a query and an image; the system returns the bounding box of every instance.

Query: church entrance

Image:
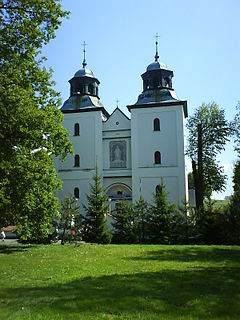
[105,183,132,214]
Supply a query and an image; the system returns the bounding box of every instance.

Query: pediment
[103,107,130,131]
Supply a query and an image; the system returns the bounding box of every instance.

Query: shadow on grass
[1,267,240,319]
[127,246,240,264]
[0,245,35,255]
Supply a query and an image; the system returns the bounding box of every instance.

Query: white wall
[131,104,187,206]
[56,104,187,210]
[56,110,103,209]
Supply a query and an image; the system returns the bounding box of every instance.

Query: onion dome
[133,39,179,105]
[147,60,167,71]
[61,43,104,112]
[74,67,95,78]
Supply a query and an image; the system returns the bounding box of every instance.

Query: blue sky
[42,0,240,199]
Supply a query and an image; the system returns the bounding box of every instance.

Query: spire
[82,41,87,68]
[154,33,160,62]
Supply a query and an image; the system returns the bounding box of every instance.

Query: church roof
[74,66,95,78]
[147,60,167,71]
[127,100,188,118]
[135,88,178,105]
[103,107,130,131]
[61,95,104,112]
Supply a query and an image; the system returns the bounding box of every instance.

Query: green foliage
[147,181,175,244]
[187,172,195,189]
[59,194,82,245]
[112,200,137,244]
[133,196,150,243]
[171,202,195,244]
[194,199,229,245]
[226,160,240,244]
[187,102,231,197]
[0,1,73,241]
[233,102,240,156]
[83,166,112,244]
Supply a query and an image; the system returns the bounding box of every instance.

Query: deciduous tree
[227,160,240,244]
[233,102,240,156]
[0,0,73,240]
[59,194,81,245]
[187,102,231,209]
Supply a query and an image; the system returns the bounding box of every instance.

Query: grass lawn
[0,244,239,319]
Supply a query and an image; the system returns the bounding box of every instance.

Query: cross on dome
[82,41,88,67]
[154,33,160,62]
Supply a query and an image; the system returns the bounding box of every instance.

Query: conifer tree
[133,196,149,243]
[112,200,136,244]
[83,165,112,244]
[147,180,175,244]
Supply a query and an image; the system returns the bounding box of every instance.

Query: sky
[42,0,240,199]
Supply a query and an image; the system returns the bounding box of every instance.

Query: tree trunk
[192,159,199,208]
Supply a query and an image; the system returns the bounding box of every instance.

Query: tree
[112,200,137,244]
[233,102,240,156]
[227,160,240,244]
[147,181,175,244]
[133,196,149,243]
[187,102,231,210]
[171,202,195,244]
[188,172,195,189]
[83,165,112,244]
[59,194,81,245]
[0,1,73,241]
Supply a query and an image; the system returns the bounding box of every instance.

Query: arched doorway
[105,183,132,213]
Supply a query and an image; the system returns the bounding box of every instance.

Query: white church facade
[55,43,188,212]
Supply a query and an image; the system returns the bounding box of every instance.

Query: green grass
[0,244,240,319]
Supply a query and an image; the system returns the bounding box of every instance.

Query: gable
[103,107,130,131]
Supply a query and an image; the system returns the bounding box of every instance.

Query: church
[55,41,188,212]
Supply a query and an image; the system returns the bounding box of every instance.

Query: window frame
[74,123,80,136]
[74,154,80,167]
[154,151,161,165]
[74,187,79,199]
[153,118,160,131]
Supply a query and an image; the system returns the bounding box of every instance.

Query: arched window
[88,84,94,94]
[74,123,80,136]
[74,187,79,199]
[74,154,80,167]
[154,151,161,164]
[153,118,160,131]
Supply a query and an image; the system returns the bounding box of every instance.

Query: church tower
[56,46,109,207]
[127,40,188,205]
